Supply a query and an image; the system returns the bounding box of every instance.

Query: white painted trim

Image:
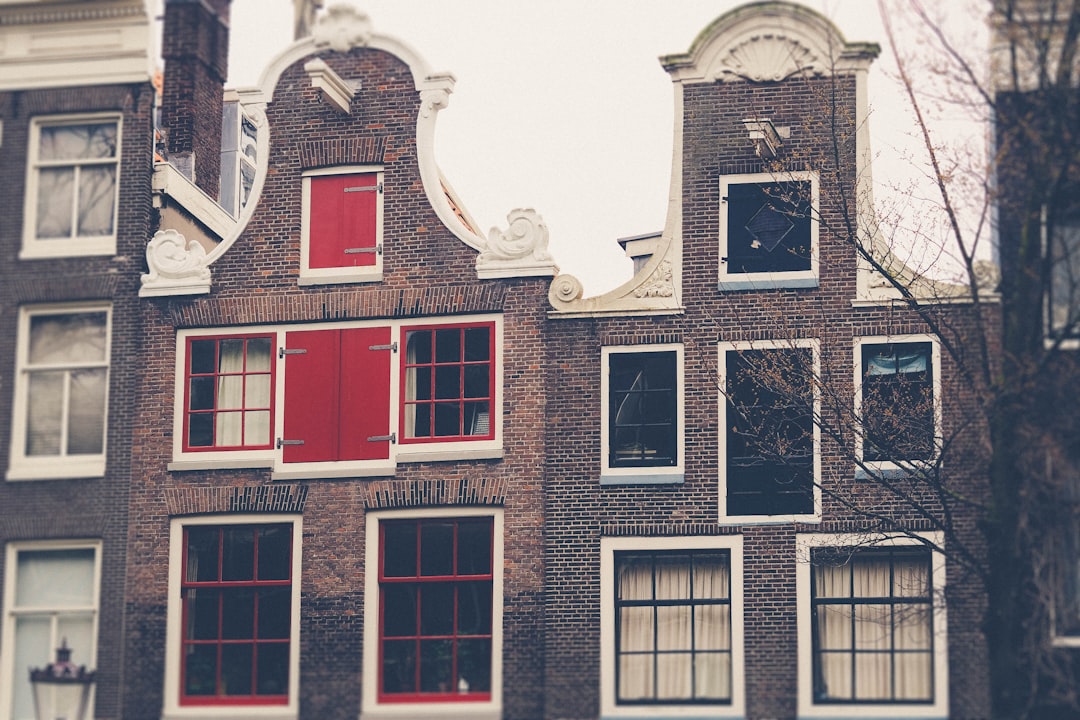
[599,534,745,718]
[304,58,356,114]
[7,303,111,481]
[361,508,505,719]
[718,171,819,291]
[162,514,303,720]
[600,344,685,482]
[171,315,504,473]
[717,338,822,524]
[19,113,121,259]
[299,166,384,286]
[852,335,943,475]
[0,539,101,720]
[152,163,237,236]
[794,532,950,719]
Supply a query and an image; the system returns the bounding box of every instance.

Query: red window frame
[307,171,380,269]
[180,523,293,706]
[378,517,494,703]
[400,322,495,443]
[183,334,275,451]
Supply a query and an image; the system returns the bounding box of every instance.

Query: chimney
[160,0,231,200]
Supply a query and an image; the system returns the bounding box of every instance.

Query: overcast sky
[215,0,985,296]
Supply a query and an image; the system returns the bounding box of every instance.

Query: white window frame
[7,303,112,481]
[718,171,819,290]
[299,165,385,286]
[795,532,949,719]
[361,507,504,720]
[162,514,303,720]
[601,344,685,485]
[853,335,942,479]
[169,315,504,477]
[717,339,822,524]
[21,113,121,259]
[0,539,101,720]
[599,534,744,719]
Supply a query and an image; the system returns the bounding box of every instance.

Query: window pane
[895,606,931,649]
[257,525,291,581]
[854,604,890,649]
[29,312,107,364]
[463,365,489,399]
[186,527,220,582]
[894,652,933,700]
[696,651,732,700]
[656,653,692,699]
[16,549,95,607]
[654,555,690,600]
[419,583,454,635]
[816,604,853,649]
[26,372,63,456]
[457,581,493,635]
[221,644,254,695]
[76,165,116,236]
[656,605,692,650]
[618,556,653,601]
[13,616,50,719]
[184,643,218,696]
[221,527,255,581]
[434,366,461,400]
[726,180,812,274]
[619,653,654,700]
[244,411,271,446]
[695,604,730,650]
[36,167,74,238]
[420,523,453,576]
[457,638,492,692]
[39,123,117,160]
[257,588,291,639]
[419,639,453,692]
[256,643,290,695]
[383,523,418,577]
[434,329,461,363]
[190,340,216,374]
[457,520,491,575]
[186,589,219,640]
[68,368,106,454]
[382,640,417,693]
[620,606,654,652]
[407,330,432,364]
[222,588,256,639]
[818,652,852,700]
[463,327,490,361]
[383,585,418,636]
[854,652,890,700]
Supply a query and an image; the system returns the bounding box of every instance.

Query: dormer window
[299,166,384,285]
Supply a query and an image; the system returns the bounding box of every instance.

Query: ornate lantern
[28,640,95,720]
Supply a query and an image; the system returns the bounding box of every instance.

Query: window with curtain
[24,117,120,257]
[180,523,293,705]
[725,347,815,515]
[1048,210,1080,339]
[860,342,935,463]
[401,323,494,442]
[3,545,98,720]
[184,335,274,451]
[811,548,934,704]
[607,350,678,468]
[10,306,111,479]
[379,517,494,701]
[614,550,732,704]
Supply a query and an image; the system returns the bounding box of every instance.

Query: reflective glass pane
[383,523,417,577]
[419,583,454,635]
[433,403,461,436]
[457,581,492,635]
[420,523,453,576]
[16,549,95,607]
[618,653,653,700]
[463,327,490,361]
[434,329,461,363]
[189,340,216,374]
[257,525,291,581]
[382,585,417,636]
[76,165,116,236]
[188,413,213,447]
[218,376,244,409]
[186,589,219,640]
[457,638,492,692]
[463,365,489,398]
[222,588,255,639]
[695,604,730,650]
[382,639,417,693]
[257,587,291,639]
[184,644,218,696]
[407,330,431,364]
[695,651,731,700]
[29,312,106,364]
[26,372,63,456]
[221,527,255,581]
[221,644,254,695]
[419,639,453,692]
[246,374,271,407]
[244,411,270,446]
[434,366,461,400]
[186,527,220,582]
[256,643,289,695]
[68,368,106,454]
[188,377,215,411]
[246,337,272,371]
[36,167,74,238]
[39,123,117,160]
[13,616,51,719]
[656,605,691,650]
[456,521,491,575]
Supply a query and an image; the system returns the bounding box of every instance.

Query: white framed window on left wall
[21,114,121,259]
[7,304,111,481]
[0,541,101,720]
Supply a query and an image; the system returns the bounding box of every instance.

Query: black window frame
[859,341,935,463]
[607,350,679,469]
[723,179,813,275]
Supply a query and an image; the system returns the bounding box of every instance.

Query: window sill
[600,471,684,486]
[19,242,116,260]
[1052,635,1080,648]
[360,707,500,720]
[717,275,818,292]
[271,462,396,480]
[721,513,821,526]
[396,447,503,463]
[297,270,383,286]
[855,461,935,480]
[162,709,296,720]
[6,458,106,481]
[169,458,274,472]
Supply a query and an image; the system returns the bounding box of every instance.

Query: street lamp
[28,639,95,720]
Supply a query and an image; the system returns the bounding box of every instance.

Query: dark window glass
[861,342,934,462]
[609,351,678,468]
[726,348,814,515]
[379,517,494,701]
[725,181,812,274]
[180,523,292,705]
[403,324,494,441]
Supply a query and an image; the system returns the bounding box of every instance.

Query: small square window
[299,167,384,285]
[8,305,111,480]
[602,346,684,484]
[720,343,818,519]
[719,172,818,290]
[21,115,121,259]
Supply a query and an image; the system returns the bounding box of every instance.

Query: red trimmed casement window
[308,171,381,269]
[401,323,495,443]
[183,335,275,451]
[180,523,293,705]
[379,517,494,702]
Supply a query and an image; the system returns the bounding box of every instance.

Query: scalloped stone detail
[719,35,820,82]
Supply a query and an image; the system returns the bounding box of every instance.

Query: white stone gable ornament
[476,208,557,279]
[312,4,372,52]
[140,229,211,297]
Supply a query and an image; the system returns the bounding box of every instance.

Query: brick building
[0,1,155,718]
[0,2,1001,719]
[544,4,993,718]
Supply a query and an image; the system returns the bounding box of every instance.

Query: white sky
[211,0,986,296]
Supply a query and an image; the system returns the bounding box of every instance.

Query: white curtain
[404,332,421,437]
[814,555,932,701]
[617,555,730,702]
[214,339,270,447]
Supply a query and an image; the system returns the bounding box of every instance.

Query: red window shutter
[282,329,340,463]
[339,326,392,460]
[309,173,378,269]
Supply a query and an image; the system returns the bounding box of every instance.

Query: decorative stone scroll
[140,229,211,297]
[476,208,557,279]
[312,4,372,53]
